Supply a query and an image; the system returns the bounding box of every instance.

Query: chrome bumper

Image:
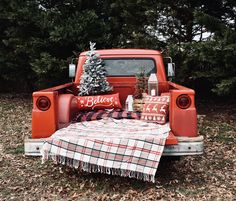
[25,136,204,157]
[163,136,204,156]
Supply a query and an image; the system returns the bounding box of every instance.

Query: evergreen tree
[79,42,112,96]
[1,0,235,98]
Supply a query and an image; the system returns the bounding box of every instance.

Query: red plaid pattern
[73,109,141,122]
[41,119,170,182]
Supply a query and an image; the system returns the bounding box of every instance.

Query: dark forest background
[1,0,236,99]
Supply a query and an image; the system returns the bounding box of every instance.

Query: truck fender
[58,94,78,124]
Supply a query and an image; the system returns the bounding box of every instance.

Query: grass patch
[5,145,24,155]
[215,134,235,143]
[215,123,235,143]
[0,94,236,201]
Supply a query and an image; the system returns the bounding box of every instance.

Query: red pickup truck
[25,49,203,156]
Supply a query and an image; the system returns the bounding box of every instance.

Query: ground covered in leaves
[0,94,235,201]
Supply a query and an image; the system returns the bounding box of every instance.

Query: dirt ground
[0,94,235,201]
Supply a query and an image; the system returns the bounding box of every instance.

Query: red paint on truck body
[31,49,197,143]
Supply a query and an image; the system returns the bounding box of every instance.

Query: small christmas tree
[79,42,112,96]
[134,68,148,99]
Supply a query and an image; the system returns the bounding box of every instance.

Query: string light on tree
[79,42,112,96]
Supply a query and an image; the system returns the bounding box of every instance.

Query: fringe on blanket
[41,151,156,183]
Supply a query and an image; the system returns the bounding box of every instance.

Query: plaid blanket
[73,109,141,122]
[41,119,170,182]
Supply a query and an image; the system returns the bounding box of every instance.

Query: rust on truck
[29,49,203,156]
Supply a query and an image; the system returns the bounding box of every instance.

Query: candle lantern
[148,73,158,96]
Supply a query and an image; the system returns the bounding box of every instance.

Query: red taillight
[176,94,191,109]
[36,96,51,111]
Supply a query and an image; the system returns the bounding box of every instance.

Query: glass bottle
[125,95,134,112]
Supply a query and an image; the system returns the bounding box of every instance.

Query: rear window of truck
[103,58,156,76]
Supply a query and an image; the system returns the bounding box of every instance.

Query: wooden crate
[133,98,145,112]
[133,93,147,112]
